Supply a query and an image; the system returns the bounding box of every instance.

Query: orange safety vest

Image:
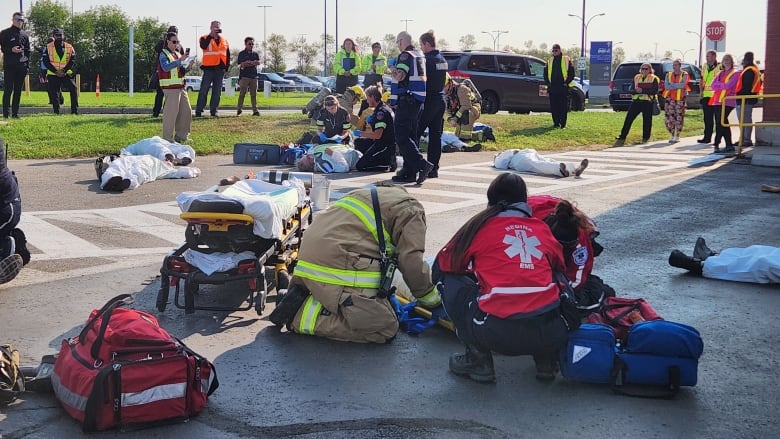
[201,35,228,67]
[632,74,658,101]
[735,65,762,94]
[708,69,736,106]
[662,71,690,101]
[46,41,75,75]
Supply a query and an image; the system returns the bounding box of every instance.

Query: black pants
[47,75,79,114]
[418,97,445,170]
[619,100,653,140]
[363,74,382,89]
[335,74,357,94]
[394,97,425,177]
[714,105,734,146]
[548,91,569,128]
[0,198,21,236]
[700,98,716,142]
[152,85,164,116]
[196,69,225,115]
[354,138,395,172]
[2,65,28,118]
[440,273,569,364]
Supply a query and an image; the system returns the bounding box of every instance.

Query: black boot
[693,237,717,261]
[534,354,560,381]
[449,345,495,383]
[268,283,309,328]
[668,250,703,275]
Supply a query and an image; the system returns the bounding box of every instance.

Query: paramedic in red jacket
[435,173,572,382]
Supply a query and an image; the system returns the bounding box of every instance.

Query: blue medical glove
[334,135,343,143]
[366,114,375,124]
[353,129,361,138]
[319,132,327,142]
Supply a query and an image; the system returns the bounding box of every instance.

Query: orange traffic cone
[96,74,101,98]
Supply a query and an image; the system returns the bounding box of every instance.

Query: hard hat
[349,85,365,100]
[381,90,391,102]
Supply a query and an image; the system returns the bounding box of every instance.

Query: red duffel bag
[52,294,219,432]
[585,297,662,341]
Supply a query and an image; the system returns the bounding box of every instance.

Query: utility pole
[400,19,414,32]
[323,0,327,76]
[481,30,508,51]
[257,5,272,71]
[192,25,203,58]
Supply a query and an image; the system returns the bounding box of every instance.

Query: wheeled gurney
[156,179,312,314]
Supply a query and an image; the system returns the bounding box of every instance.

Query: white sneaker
[0,254,23,284]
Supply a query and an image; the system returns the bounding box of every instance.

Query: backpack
[0,344,25,406]
[94,154,119,181]
[462,78,483,105]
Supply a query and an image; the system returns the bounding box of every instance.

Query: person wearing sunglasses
[0,12,30,119]
[236,36,261,116]
[157,32,192,143]
[42,28,79,115]
[615,63,659,144]
[544,44,575,129]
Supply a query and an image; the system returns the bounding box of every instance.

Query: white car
[184,76,201,92]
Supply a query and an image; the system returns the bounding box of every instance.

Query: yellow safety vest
[293,196,394,289]
[633,74,659,101]
[708,69,736,106]
[701,63,721,97]
[547,56,574,87]
[46,41,74,75]
[158,49,183,88]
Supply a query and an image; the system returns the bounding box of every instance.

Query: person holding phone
[0,12,31,119]
[195,20,229,117]
[158,32,192,143]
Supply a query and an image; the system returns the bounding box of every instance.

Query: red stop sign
[706,21,726,41]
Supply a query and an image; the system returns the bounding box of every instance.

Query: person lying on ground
[295,144,361,173]
[669,237,779,284]
[100,154,201,192]
[494,149,588,178]
[121,136,195,166]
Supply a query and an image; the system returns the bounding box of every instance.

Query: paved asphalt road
[1,138,778,438]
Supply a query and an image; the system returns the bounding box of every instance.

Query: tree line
[17,1,632,91]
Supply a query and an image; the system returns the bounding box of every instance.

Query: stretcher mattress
[176,180,301,240]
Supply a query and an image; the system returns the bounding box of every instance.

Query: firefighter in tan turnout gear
[445,74,481,142]
[269,184,440,343]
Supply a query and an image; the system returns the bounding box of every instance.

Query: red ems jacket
[436,203,565,318]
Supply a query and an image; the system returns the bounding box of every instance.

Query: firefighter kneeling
[445,74,482,142]
[269,184,440,343]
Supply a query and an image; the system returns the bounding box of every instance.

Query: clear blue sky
[8,0,769,65]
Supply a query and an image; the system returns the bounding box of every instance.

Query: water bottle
[256,170,314,188]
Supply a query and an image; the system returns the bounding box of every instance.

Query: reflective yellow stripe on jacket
[298,295,323,335]
[333,196,394,255]
[159,49,182,88]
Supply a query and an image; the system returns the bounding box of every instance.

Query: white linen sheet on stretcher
[176,179,303,240]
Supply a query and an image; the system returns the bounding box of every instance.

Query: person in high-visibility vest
[709,53,739,153]
[195,20,229,118]
[544,43,575,129]
[42,28,78,115]
[360,41,387,90]
[333,37,361,94]
[157,32,192,143]
[662,59,690,143]
[615,63,659,144]
[269,184,440,343]
[735,51,762,147]
[697,50,722,144]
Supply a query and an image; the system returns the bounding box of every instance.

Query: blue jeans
[735,103,754,143]
[196,69,225,115]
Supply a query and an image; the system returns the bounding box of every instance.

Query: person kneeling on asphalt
[434,173,576,382]
[444,74,481,142]
[269,184,440,343]
[0,138,30,285]
[354,85,397,172]
[669,237,779,284]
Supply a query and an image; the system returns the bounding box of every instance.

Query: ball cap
[52,28,64,36]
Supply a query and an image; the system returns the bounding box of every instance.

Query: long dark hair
[448,173,527,269]
[544,199,592,247]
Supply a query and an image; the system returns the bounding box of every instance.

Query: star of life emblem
[503,229,543,268]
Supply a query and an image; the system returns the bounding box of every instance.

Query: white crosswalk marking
[19,150,722,263]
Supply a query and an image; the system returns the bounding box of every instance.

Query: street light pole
[257,5,272,72]
[686,31,703,67]
[673,49,695,62]
[568,5,606,87]
[192,25,202,58]
[481,30,508,51]
[323,0,327,76]
[400,19,414,32]
[698,0,704,67]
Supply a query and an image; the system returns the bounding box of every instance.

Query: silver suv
[443,51,586,114]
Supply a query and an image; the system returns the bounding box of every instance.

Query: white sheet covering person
[669,238,780,284]
[121,136,195,166]
[494,149,588,178]
[100,155,200,191]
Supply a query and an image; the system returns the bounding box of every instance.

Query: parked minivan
[609,61,702,111]
[184,76,201,92]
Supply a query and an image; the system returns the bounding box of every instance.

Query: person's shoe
[640,138,649,144]
[152,113,160,118]
[236,109,242,116]
[427,169,439,179]
[173,157,192,166]
[1,235,16,259]
[71,109,78,115]
[210,112,219,117]
[0,254,23,285]
[697,138,711,144]
[416,160,435,184]
[723,145,736,154]
[449,347,495,383]
[693,237,717,261]
[742,140,753,147]
[713,146,722,153]
[194,112,202,118]
[668,250,703,275]
[573,158,589,177]
[559,162,570,177]
[9,229,30,265]
[11,114,19,119]
[534,357,560,382]
[461,143,482,152]
[252,110,261,116]
[761,184,780,193]
[268,284,310,328]
[391,173,416,183]
[615,136,626,141]
[553,124,560,129]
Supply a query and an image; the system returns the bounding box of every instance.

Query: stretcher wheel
[156,284,169,312]
[184,281,197,314]
[255,290,266,315]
